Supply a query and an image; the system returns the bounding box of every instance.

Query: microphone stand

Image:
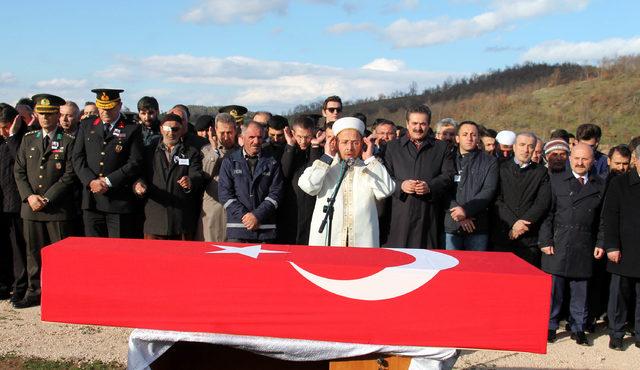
[319,159,351,246]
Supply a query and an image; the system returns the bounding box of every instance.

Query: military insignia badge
[55,162,62,170]
[115,144,123,153]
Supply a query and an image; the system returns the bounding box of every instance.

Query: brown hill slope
[298,57,640,146]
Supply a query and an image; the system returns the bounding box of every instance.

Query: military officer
[218,105,248,128]
[72,89,143,237]
[13,94,76,308]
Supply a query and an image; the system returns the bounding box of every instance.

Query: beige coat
[195,144,227,242]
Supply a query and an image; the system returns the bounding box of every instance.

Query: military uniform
[72,89,144,237]
[219,105,247,130]
[13,94,76,307]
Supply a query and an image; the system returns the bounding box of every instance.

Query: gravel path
[1,300,638,369]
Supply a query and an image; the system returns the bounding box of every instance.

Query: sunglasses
[326,107,342,113]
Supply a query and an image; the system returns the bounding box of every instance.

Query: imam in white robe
[298,155,395,247]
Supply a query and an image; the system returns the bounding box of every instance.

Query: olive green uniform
[14,127,76,299]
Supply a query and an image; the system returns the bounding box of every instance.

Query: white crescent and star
[207,244,288,259]
[206,245,459,301]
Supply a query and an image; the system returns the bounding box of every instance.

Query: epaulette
[64,133,76,139]
[24,130,37,136]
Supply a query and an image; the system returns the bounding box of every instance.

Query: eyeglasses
[326,107,342,113]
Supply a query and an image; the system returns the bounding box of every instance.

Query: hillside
[295,57,640,146]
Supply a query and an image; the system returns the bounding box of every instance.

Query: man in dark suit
[540,143,605,345]
[383,105,455,249]
[601,145,640,350]
[262,115,288,161]
[133,114,203,240]
[218,121,283,243]
[0,103,29,304]
[444,121,499,251]
[279,116,323,244]
[492,132,551,267]
[13,94,77,308]
[72,89,143,238]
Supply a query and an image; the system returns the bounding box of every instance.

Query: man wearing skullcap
[299,117,395,247]
[194,115,214,139]
[13,94,76,308]
[133,113,204,240]
[543,139,571,174]
[496,130,516,159]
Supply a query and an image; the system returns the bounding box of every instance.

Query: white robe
[298,155,395,247]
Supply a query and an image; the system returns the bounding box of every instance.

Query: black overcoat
[539,171,605,278]
[602,170,640,278]
[141,141,204,236]
[383,136,455,248]
[279,144,322,244]
[492,160,551,249]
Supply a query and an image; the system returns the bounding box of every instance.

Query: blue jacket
[218,148,283,241]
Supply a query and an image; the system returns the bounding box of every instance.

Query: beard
[548,160,566,173]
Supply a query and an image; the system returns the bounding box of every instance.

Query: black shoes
[9,291,25,304]
[12,295,40,309]
[609,337,623,351]
[547,329,557,343]
[0,291,10,300]
[571,331,590,346]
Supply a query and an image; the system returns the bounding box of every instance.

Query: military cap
[91,88,124,110]
[218,105,247,124]
[195,115,215,131]
[267,115,288,130]
[31,94,66,114]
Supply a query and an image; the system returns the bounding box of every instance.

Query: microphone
[319,157,354,235]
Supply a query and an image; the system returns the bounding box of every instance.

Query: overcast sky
[1,0,638,114]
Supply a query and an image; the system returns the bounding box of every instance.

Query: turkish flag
[41,238,550,353]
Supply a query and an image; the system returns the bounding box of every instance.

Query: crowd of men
[0,90,639,354]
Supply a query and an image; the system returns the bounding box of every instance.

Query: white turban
[496,130,516,146]
[332,117,365,137]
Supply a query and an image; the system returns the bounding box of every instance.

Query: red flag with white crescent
[41,238,550,353]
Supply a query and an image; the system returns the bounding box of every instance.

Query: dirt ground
[1,300,638,369]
